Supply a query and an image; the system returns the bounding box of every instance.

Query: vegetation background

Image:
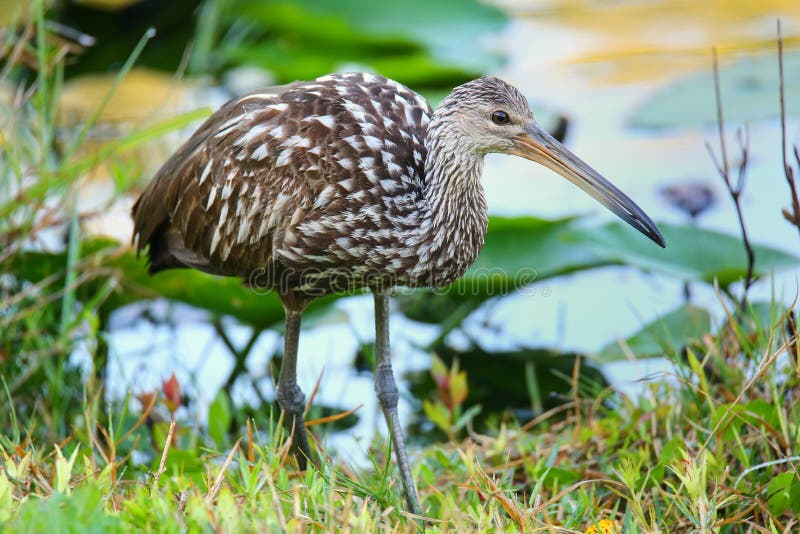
[1,0,800,531]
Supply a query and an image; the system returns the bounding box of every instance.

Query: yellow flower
[585,519,621,534]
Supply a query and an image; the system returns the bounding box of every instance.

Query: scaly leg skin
[373,288,422,515]
[275,308,316,470]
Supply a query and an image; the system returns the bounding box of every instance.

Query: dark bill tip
[514,125,667,249]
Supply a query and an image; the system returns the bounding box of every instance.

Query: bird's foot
[375,365,422,515]
[276,383,316,470]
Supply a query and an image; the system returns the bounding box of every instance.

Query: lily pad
[596,305,711,362]
[221,0,506,87]
[398,215,604,322]
[474,217,800,291]
[629,50,800,130]
[400,216,800,323]
[574,221,800,288]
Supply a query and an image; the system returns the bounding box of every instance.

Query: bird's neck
[413,125,489,286]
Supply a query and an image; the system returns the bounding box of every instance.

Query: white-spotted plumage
[132,73,538,296]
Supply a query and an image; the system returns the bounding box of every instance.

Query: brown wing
[132,73,432,280]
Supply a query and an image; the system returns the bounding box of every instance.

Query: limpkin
[131,72,665,514]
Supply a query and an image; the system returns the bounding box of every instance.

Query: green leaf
[402,216,799,325]
[540,466,581,490]
[742,399,782,434]
[652,436,686,484]
[449,370,468,407]
[467,215,601,283]
[767,470,800,516]
[399,215,601,323]
[422,399,451,434]
[713,400,784,445]
[162,448,205,477]
[220,0,506,87]
[209,390,232,449]
[596,305,711,362]
[54,446,80,494]
[8,484,123,533]
[0,464,13,523]
[452,404,481,433]
[430,355,448,384]
[575,221,800,288]
[629,50,800,130]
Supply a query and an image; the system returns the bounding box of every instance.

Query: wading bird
[131,73,665,514]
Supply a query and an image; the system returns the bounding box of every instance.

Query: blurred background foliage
[1,0,799,459]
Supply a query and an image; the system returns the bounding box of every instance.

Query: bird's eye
[491,110,510,125]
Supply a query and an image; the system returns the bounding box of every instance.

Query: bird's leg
[276,308,315,470]
[372,288,422,515]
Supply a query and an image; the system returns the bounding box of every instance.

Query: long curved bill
[513,124,666,248]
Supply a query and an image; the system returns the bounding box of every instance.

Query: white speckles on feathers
[220,181,233,200]
[133,71,492,292]
[198,159,213,184]
[312,186,336,209]
[209,226,222,256]
[343,135,363,151]
[386,161,403,175]
[363,135,383,151]
[206,184,218,210]
[343,100,367,123]
[281,135,311,149]
[252,144,269,161]
[314,115,335,128]
[362,167,380,184]
[269,125,284,139]
[380,179,399,192]
[276,148,293,167]
[236,124,270,146]
[337,157,355,170]
[215,115,244,138]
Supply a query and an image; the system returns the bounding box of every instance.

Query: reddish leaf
[162,373,181,413]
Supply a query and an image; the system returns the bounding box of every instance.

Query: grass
[0,299,798,532]
[1,3,800,532]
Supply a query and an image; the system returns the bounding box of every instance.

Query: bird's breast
[272,186,487,293]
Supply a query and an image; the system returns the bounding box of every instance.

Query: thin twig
[706,48,756,312]
[735,125,755,301]
[116,392,159,447]
[152,417,176,489]
[778,20,800,236]
[712,49,730,179]
[206,438,241,505]
[733,456,800,489]
[304,366,324,417]
[304,403,363,427]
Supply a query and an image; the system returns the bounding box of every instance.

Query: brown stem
[736,127,755,301]
[708,48,756,313]
[778,20,800,236]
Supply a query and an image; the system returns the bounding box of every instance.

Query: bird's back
[132,73,433,291]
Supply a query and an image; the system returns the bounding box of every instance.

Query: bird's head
[434,76,665,248]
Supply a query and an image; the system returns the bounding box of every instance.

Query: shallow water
[106,2,800,464]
